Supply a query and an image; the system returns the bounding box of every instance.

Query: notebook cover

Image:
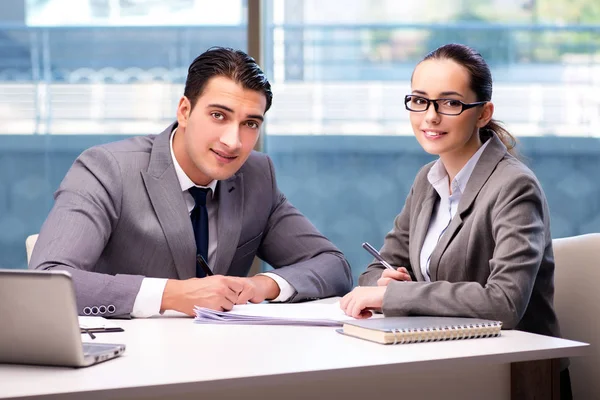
[343,316,502,332]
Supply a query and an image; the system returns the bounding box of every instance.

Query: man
[30,47,352,318]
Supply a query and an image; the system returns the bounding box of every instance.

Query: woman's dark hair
[419,43,517,154]
[183,47,273,112]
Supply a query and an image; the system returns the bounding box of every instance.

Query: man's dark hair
[183,47,273,112]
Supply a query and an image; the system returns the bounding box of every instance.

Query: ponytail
[484,118,518,157]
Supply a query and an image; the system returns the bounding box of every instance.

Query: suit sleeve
[256,156,353,301]
[29,146,144,318]
[381,174,547,329]
[358,186,414,286]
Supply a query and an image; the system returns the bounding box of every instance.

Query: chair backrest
[25,234,39,266]
[553,233,600,399]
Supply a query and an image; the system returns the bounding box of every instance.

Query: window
[262,0,600,281]
[0,0,247,268]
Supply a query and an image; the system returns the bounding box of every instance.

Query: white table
[0,315,588,400]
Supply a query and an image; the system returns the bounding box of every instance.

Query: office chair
[553,233,600,399]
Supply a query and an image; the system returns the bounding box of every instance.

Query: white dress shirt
[131,129,294,317]
[419,139,490,281]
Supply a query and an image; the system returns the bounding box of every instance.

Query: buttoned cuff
[259,272,295,302]
[131,277,168,318]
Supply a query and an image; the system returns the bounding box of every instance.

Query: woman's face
[409,58,493,161]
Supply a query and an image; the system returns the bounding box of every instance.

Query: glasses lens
[406,95,428,111]
[437,99,463,115]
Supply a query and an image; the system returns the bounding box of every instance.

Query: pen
[361,242,396,271]
[82,328,96,340]
[196,254,214,276]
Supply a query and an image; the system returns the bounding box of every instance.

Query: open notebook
[78,316,124,333]
[194,301,361,326]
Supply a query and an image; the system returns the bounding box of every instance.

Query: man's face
[174,76,267,185]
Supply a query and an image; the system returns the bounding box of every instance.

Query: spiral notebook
[339,316,502,345]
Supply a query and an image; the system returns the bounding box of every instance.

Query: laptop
[0,269,126,367]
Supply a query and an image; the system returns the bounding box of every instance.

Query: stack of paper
[194,301,358,326]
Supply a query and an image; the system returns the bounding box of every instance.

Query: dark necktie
[189,187,210,278]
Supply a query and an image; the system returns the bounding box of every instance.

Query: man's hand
[234,275,281,305]
[377,267,412,286]
[160,276,244,316]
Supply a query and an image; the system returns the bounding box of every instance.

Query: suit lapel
[410,188,437,282]
[212,173,244,275]
[428,132,508,280]
[455,133,507,218]
[428,212,463,281]
[141,123,196,280]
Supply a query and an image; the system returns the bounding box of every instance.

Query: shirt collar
[427,137,491,196]
[454,139,490,194]
[169,128,218,197]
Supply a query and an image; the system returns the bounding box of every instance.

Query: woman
[340,43,570,396]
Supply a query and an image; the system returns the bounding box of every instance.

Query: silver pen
[361,242,396,271]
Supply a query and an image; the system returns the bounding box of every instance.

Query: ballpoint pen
[81,328,96,340]
[196,254,214,276]
[361,242,396,271]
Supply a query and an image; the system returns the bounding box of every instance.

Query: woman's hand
[377,267,412,286]
[340,286,387,318]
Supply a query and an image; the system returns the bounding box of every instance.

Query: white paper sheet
[194,301,357,326]
[78,316,119,330]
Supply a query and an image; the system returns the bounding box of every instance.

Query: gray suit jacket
[30,124,352,317]
[359,132,560,339]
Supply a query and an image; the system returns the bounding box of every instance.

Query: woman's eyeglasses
[404,95,486,116]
